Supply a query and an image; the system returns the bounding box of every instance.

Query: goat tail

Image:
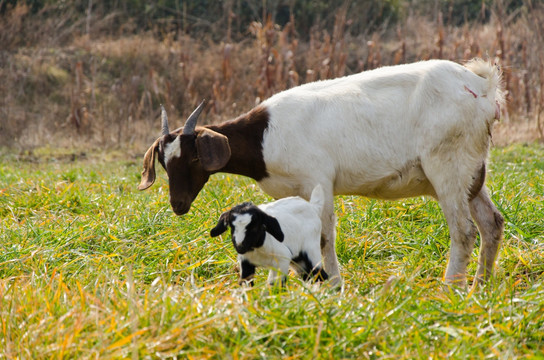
[309,184,325,215]
[464,58,505,119]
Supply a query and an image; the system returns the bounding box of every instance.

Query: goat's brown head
[138,101,231,215]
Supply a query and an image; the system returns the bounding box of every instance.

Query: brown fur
[207,106,269,181]
[196,129,231,171]
[138,105,270,215]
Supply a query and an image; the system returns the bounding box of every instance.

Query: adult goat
[139,58,504,288]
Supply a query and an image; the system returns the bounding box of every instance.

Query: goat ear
[196,129,231,172]
[263,214,284,242]
[210,211,230,237]
[138,139,160,190]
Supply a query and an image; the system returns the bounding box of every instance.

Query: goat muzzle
[170,201,191,216]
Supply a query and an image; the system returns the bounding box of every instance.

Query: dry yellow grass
[1,2,543,149]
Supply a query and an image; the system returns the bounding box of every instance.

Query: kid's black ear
[263,214,284,242]
[210,211,230,237]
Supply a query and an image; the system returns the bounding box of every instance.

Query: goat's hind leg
[469,186,504,288]
[440,196,478,288]
[293,249,329,282]
[424,160,479,288]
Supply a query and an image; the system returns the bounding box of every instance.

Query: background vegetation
[1,0,543,149]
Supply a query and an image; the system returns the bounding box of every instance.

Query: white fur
[232,213,252,246]
[256,59,504,287]
[163,136,181,167]
[239,184,325,284]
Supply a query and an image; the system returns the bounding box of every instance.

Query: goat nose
[171,201,190,216]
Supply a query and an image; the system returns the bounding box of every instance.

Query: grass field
[1,144,543,359]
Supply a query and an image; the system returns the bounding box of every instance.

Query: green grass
[1,144,543,359]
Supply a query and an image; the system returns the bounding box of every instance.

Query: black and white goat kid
[210,184,328,286]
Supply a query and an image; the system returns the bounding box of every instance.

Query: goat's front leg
[469,186,504,288]
[267,260,289,286]
[239,259,256,286]
[320,193,341,288]
[267,270,287,287]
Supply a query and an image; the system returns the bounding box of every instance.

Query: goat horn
[182,99,207,135]
[160,104,169,135]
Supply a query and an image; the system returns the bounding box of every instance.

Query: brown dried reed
[1,3,543,149]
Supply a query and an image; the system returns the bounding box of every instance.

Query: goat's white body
[257,59,503,287]
[260,60,497,200]
[240,185,325,282]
